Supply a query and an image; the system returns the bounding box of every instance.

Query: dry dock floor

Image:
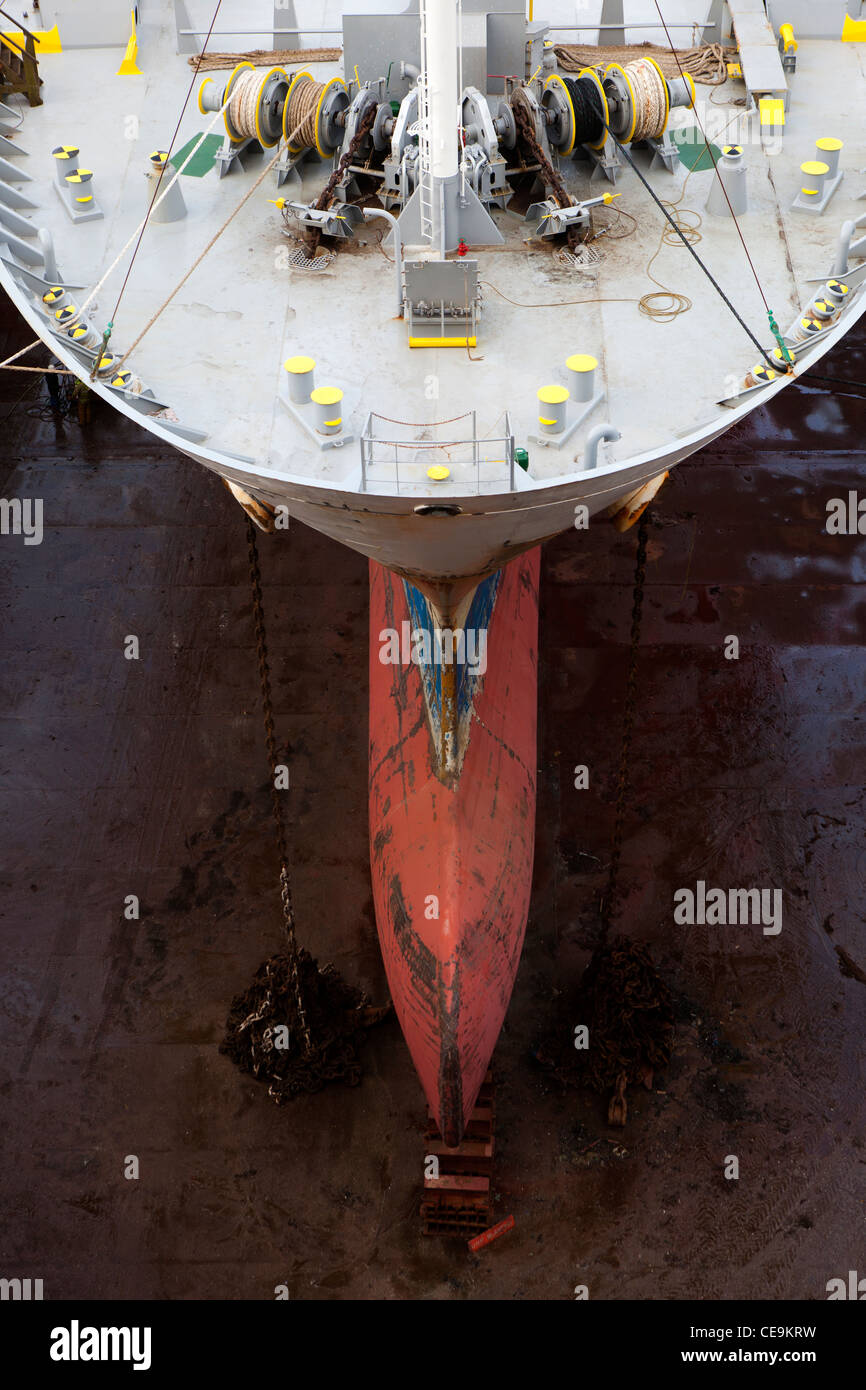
[1,297,865,1300]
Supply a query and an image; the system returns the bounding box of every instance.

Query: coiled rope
[229,68,325,150]
[554,40,732,86]
[284,75,326,151]
[190,48,341,71]
[562,76,606,146]
[626,58,667,142]
[227,67,262,140]
[562,58,667,149]
[640,205,701,321]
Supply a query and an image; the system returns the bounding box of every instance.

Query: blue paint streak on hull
[403,572,502,740]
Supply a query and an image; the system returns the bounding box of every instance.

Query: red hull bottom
[369,551,540,1144]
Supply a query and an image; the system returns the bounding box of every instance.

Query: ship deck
[1,2,865,496]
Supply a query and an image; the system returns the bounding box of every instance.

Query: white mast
[425,0,459,184]
[406,0,502,254]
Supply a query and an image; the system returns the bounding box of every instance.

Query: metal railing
[359,411,515,495]
[0,3,35,61]
[0,3,38,42]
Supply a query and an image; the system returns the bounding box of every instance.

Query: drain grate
[558,244,601,271]
[286,246,334,272]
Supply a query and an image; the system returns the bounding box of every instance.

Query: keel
[369,550,540,1143]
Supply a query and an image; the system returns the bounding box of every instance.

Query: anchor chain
[246,515,312,1053]
[289,102,380,254]
[314,100,377,212]
[600,508,650,933]
[512,96,581,247]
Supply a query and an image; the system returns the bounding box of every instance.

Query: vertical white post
[426,0,459,182]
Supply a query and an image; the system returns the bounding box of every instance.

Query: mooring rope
[0,340,76,374]
[107,0,226,329]
[650,0,791,364]
[190,48,341,71]
[76,77,237,324]
[227,67,262,140]
[626,57,667,141]
[572,73,784,373]
[112,105,317,371]
[3,98,326,386]
[562,59,666,149]
[554,39,733,85]
[562,76,606,146]
[284,75,325,151]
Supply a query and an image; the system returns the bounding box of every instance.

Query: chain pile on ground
[221,949,390,1101]
[532,936,675,1127]
[573,936,676,1124]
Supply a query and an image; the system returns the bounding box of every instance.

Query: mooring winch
[199,64,351,177]
[540,59,695,179]
[193,28,703,266]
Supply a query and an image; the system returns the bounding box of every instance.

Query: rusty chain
[279,103,378,254]
[600,508,650,934]
[512,95,582,248]
[245,515,312,1053]
[314,101,378,212]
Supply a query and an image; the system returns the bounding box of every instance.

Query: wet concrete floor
[1,296,865,1300]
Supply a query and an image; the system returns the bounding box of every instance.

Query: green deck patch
[672,127,723,173]
[169,133,223,178]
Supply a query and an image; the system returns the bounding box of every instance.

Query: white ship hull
[4,253,865,597]
[2,0,866,597]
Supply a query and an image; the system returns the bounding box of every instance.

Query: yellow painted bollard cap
[566,354,597,373]
[537,384,569,404]
[816,137,842,152]
[310,386,343,406]
[427,465,450,482]
[284,355,316,374]
[800,161,829,176]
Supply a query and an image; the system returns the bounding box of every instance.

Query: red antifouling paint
[468,1215,515,1252]
[369,554,539,1148]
